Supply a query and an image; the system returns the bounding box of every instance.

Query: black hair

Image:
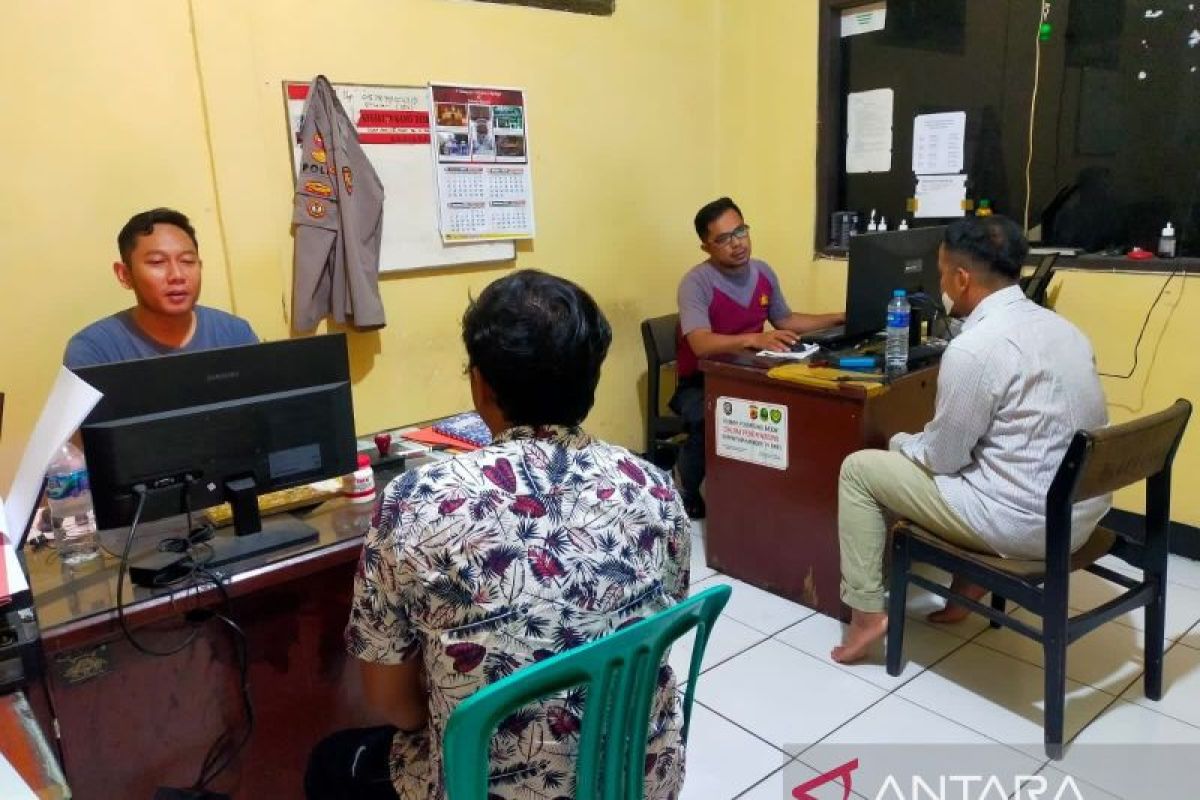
[693,196,743,241]
[462,269,612,427]
[942,215,1028,282]
[117,208,198,264]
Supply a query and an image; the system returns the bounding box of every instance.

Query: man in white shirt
[831,215,1109,664]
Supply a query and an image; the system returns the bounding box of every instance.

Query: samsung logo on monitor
[207,371,240,382]
[903,258,922,274]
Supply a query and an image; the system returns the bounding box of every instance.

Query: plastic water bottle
[885,289,911,376]
[46,442,100,564]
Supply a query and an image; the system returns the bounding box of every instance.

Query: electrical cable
[115,487,202,656]
[113,483,255,791]
[1024,1,1051,233]
[1097,270,1179,379]
[189,566,254,792]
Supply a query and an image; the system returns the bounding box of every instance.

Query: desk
[701,354,938,620]
[24,477,411,799]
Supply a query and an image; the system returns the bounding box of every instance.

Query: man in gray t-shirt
[63,208,258,369]
[670,197,843,518]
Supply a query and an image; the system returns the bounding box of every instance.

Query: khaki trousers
[838,449,995,613]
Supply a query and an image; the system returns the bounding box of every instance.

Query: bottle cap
[1163,222,1175,236]
[357,453,371,469]
[894,289,906,297]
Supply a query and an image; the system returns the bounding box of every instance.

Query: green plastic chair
[442,584,732,800]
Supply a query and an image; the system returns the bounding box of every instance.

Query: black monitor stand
[125,478,318,585]
[201,476,319,570]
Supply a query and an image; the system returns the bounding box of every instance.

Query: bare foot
[926,577,988,624]
[831,610,888,664]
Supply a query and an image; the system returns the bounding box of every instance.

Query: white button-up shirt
[892,285,1111,558]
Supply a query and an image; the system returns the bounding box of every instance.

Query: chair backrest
[641,314,680,375]
[1024,253,1058,306]
[1056,399,1192,503]
[443,584,732,800]
[641,314,681,451]
[1046,400,1192,564]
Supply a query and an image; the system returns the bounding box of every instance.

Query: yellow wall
[0,0,234,489]
[1,1,1196,531]
[1052,270,1199,525]
[0,0,719,486]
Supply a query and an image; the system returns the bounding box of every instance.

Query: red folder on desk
[402,427,482,451]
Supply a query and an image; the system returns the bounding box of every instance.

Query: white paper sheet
[841,1,887,37]
[846,88,894,174]
[0,750,37,800]
[0,495,30,601]
[756,343,819,361]
[4,367,104,542]
[912,112,966,175]
[914,174,968,219]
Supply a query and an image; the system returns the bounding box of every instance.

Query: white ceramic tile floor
[973,606,1147,696]
[896,642,1116,759]
[902,581,995,640]
[689,542,717,584]
[1058,699,1200,799]
[798,695,1043,799]
[736,763,845,800]
[689,574,815,636]
[667,615,768,684]
[695,638,885,749]
[1067,570,1200,640]
[679,703,791,800]
[775,612,966,690]
[1121,640,1200,728]
[662,557,1200,799]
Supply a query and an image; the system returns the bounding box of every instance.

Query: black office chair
[640,314,685,469]
[1021,253,1058,307]
[886,399,1193,759]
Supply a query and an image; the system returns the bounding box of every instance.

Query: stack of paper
[1,366,103,602]
[756,343,820,361]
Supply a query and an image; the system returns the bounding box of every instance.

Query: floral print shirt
[346,425,692,799]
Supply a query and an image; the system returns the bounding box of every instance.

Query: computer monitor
[73,333,357,568]
[845,226,947,341]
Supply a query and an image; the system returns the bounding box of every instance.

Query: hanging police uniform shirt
[292,75,386,332]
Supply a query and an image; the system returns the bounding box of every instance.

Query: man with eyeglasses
[670,197,844,519]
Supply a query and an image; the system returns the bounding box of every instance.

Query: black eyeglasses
[711,224,750,246]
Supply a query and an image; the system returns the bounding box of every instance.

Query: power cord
[114,484,255,793]
[189,566,254,793]
[1098,269,1179,379]
[1024,1,1051,233]
[116,486,202,656]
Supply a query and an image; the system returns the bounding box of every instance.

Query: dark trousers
[669,376,705,499]
[305,726,400,800]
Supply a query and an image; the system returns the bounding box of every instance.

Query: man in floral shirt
[306,270,692,799]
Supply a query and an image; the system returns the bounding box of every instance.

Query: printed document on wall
[914,174,968,219]
[912,112,966,175]
[841,1,887,37]
[846,88,893,174]
[430,83,535,242]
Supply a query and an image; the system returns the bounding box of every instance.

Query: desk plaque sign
[715,396,788,470]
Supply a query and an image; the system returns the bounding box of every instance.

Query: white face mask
[941,291,955,318]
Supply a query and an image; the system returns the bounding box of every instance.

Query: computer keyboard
[798,325,845,346]
[796,326,871,351]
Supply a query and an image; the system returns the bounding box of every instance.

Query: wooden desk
[0,691,68,799]
[701,354,938,620]
[24,483,405,799]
